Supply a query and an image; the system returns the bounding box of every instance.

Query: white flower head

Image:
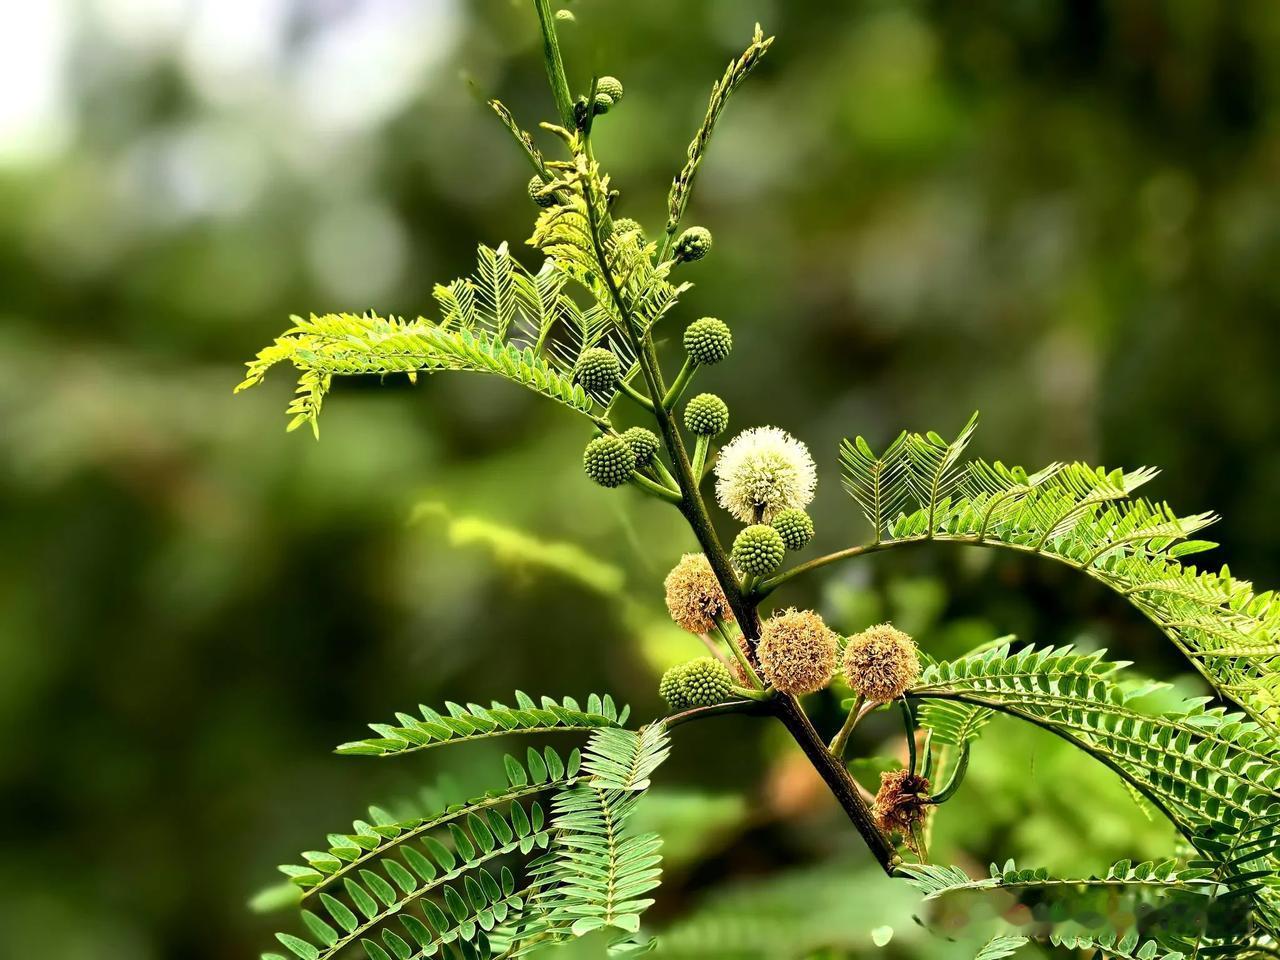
[714,426,817,523]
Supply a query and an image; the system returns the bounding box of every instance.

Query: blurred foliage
[2,0,1279,957]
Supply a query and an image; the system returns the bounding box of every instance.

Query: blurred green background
[2,1,1279,957]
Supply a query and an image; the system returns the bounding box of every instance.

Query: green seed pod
[677,657,735,708]
[583,435,636,488]
[682,317,733,366]
[684,393,729,437]
[732,524,786,576]
[673,226,712,263]
[528,175,556,208]
[596,76,624,103]
[659,664,690,711]
[592,92,614,115]
[622,427,661,467]
[772,509,815,551]
[573,347,621,393]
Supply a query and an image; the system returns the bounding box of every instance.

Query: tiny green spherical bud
[528,175,556,208]
[596,76,624,103]
[732,524,786,576]
[684,393,729,437]
[621,427,661,467]
[555,9,575,21]
[673,226,712,263]
[772,509,814,551]
[573,347,621,393]
[583,435,636,488]
[677,657,735,707]
[683,317,733,366]
[592,92,614,115]
[611,217,643,237]
[659,664,690,711]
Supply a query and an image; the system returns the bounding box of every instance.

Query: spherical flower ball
[772,509,814,551]
[673,226,712,262]
[677,657,735,707]
[596,76,625,103]
[592,92,614,115]
[683,317,733,366]
[873,769,931,835]
[622,427,661,467]
[573,347,621,393]
[843,623,921,704]
[583,435,636,488]
[757,608,838,695]
[659,665,690,711]
[528,175,556,208]
[664,553,733,634]
[732,525,786,576]
[684,393,729,437]
[612,217,643,237]
[714,426,817,523]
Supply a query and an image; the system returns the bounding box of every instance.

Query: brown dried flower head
[873,769,931,835]
[664,553,734,634]
[757,608,838,695]
[843,623,922,703]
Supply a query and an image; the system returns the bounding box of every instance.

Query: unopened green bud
[732,524,786,576]
[684,393,729,437]
[683,317,733,366]
[583,435,636,488]
[673,226,712,263]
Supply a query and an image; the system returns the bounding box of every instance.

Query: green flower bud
[659,664,690,711]
[528,175,556,208]
[592,92,614,115]
[596,76,624,103]
[677,657,735,707]
[622,426,661,467]
[732,524,786,576]
[684,393,729,437]
[583,435,636,488]
[573,347,621,393]
[772,509,814,551]
[611,217,644,237]
[673,226,712,263]
[683,317,733,366]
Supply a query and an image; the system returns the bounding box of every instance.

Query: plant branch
[532,0,574,128]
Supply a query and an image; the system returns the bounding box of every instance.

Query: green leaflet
[335,692,628,758]
[839,414,1280,734]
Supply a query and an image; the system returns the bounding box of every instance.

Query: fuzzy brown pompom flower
[873,769,931,836]
[843,623,922,704]
[757,608,838,695]
[664,553,734,634]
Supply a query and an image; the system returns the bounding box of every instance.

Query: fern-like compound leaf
[836,416,1280,733]
[335,692,628,758]
[899,858,1216,902]
[279,747,576,895]
[530,725,671,941]
[973,936,1029,960]
[238,244,624,435]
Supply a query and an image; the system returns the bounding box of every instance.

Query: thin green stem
[650,458,679,492]
[715,618,762,689]
[619,379,656,412]
[691,434,709,480]
[828,694,865,758]
[661,357,697,410]
[900,699,918,776]
[532,0,574,128]
[629,472,681,504]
